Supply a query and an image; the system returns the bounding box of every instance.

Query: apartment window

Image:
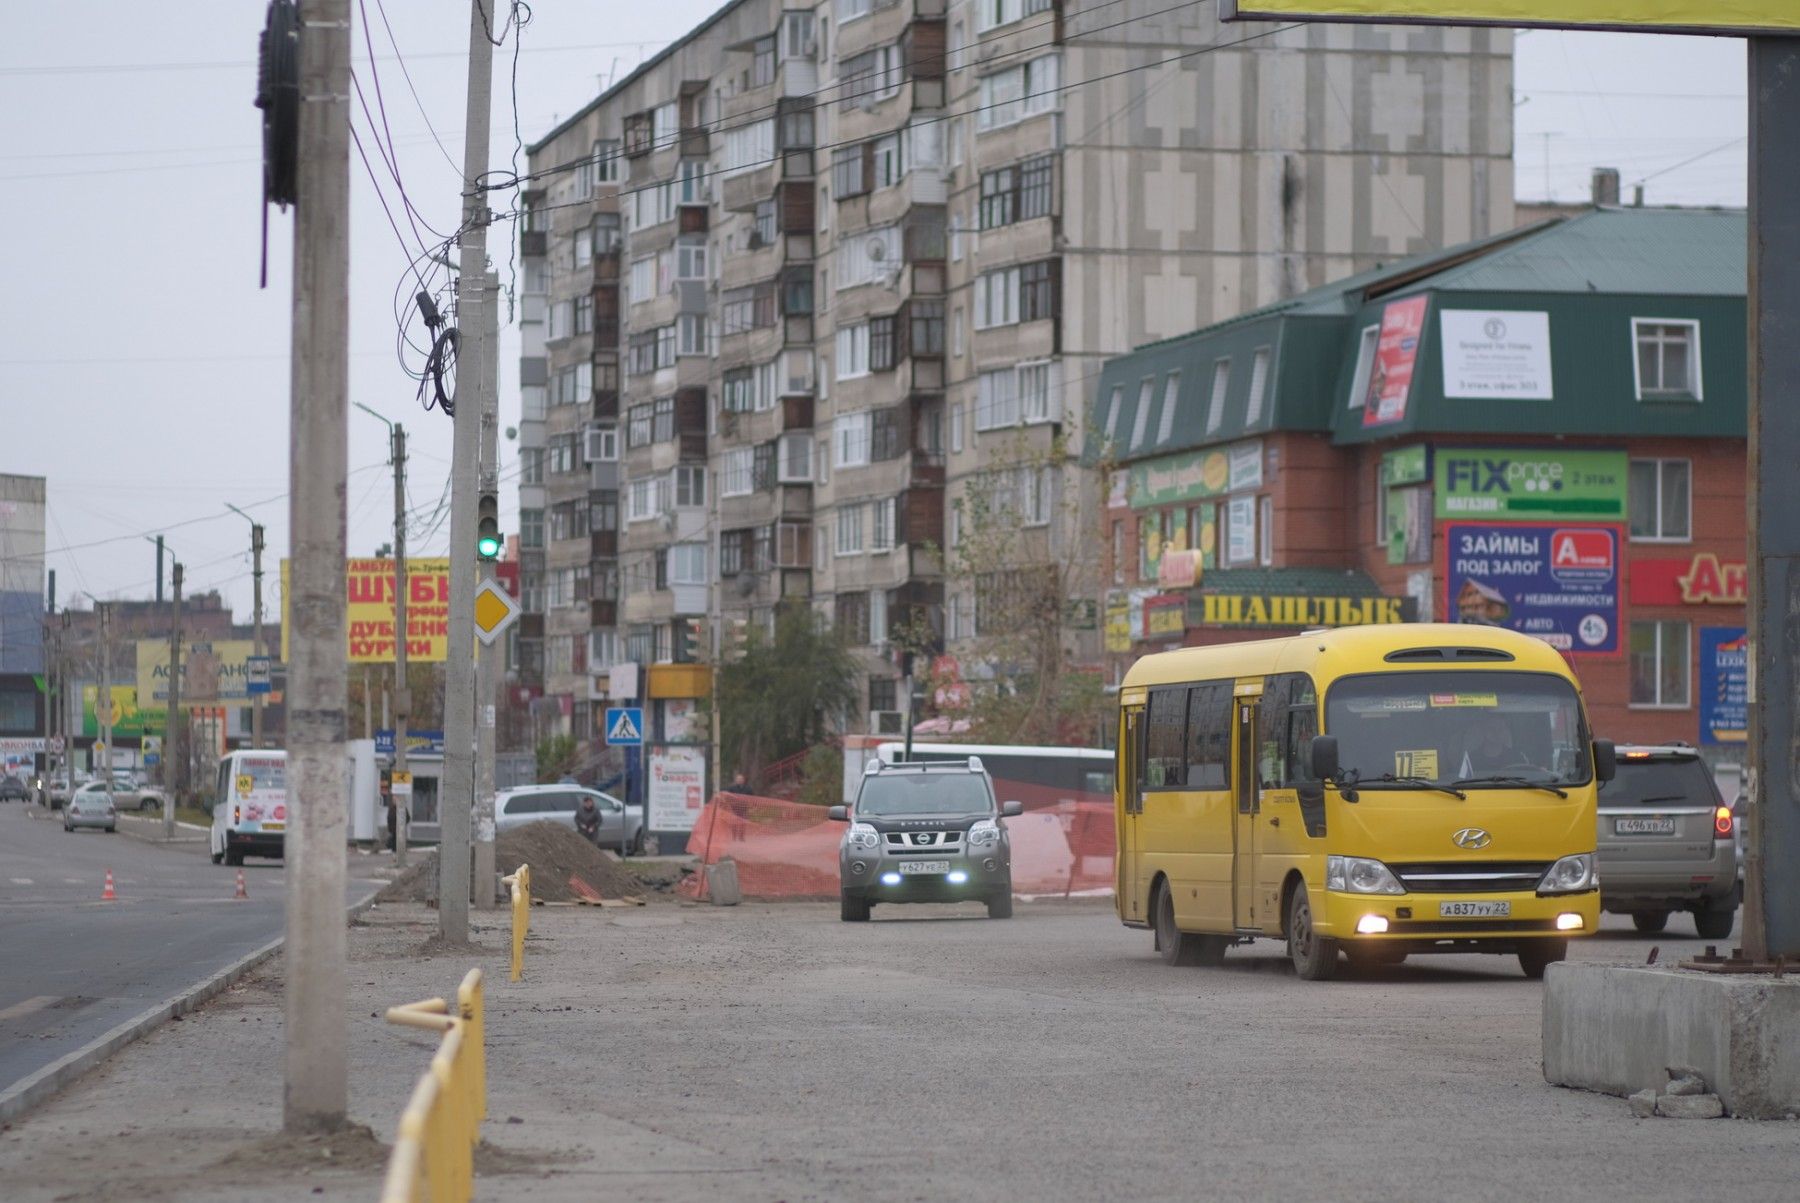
[871,407,903,461]
[574,154,592,201]
[586,424,617,463]
[782,269,814,316]
[779,108,814,151]
[1347,324,1378,410]
[974,266,1019,329]
[652,396,675,442]
[1019,259,1057,322]
[574,231,592,270]
[1258,495,1274,566]
[652,102,678,148]
[1245,346,1271,427]
[979,155,1053,229]
[1629,458,1692,542]
[869,676,897,713]
[1155,371,1181,445]
[629,256,655,302]
[719,118,775,177]
[778,432,813,482]
[1023,467,1051,526]
[952,305,965,357]
[655,624,673,662]
[592,491,618,532]
[836,323,871,379]
[834,412,871,468]
[817,437,830,483]
[1019,361,1053,424]
[592,212,621,255]
[592,138,620,185]
[673,465,707,508]
[782,11,816,59]
[981,167,1017,229]
[676,240,707,280]
[627,477,660,522]
[1018,154,1053,219]
[677,314,709,356]
[976,367,1019,430]
[1225,495,1257,566]
[520,446,543,485]
[872,134,904,189]
[836,504,866,556]
[752,442,777,491]
[837,0,872,21]
[843,45,901,104]
[910,299,944,355]
[549,301,570,341]
[750,35,777,88]
[657,326,676,368]
[627,403,653,448]
[548,432,580,474]
[871,498,897,552]
[669,543,708,586]
[834,592,871,644]
[950,403,964,453]
[573,295,592,334]
[869,315,897,372]
[722,367,756,413]
[519,508,544,549]
[1205,358,1232,434]
[752,199,777,247]
[977,55,1060,131]
[1632,318,1703,400]
[720,530,747,578]
[1630,621,1691,708]
[720,447,754,497]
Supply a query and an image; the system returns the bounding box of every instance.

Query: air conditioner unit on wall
[870,710,904,737]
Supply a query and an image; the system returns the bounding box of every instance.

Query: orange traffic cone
[101,870,116,902]
[234,869,248,901]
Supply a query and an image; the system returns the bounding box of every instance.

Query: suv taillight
[1714,805,1734,838]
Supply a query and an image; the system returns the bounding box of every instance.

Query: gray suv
[829,757,1022,922]
[1596,743,1738,938]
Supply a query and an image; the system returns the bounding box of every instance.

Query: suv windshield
[1599,756,1718,806]
[857,772,992,817]
[1325,670,1591,788]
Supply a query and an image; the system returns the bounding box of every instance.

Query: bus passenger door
[1232,695,1260,930]
[1117,707,1145,923]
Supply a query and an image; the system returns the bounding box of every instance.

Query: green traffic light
[476,534,502,558]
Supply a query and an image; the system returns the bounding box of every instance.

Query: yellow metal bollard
[380,969,487,1203]
[500,864,530,982]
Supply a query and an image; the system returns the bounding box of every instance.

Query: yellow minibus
[1115,624,1613,980]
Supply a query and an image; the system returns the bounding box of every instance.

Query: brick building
[1093,207,1748,775]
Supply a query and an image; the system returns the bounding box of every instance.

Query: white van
[210,750,288,865]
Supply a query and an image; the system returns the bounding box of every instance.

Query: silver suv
[1596,743,1737,938]
[829,757,1022,922]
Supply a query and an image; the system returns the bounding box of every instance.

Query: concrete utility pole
[283,0,353,1133]
[1745,36,1800,961]
[164,562,183,839]
[99,605,114,811]
[226,505,266,749]
[474,269,500,909]
[439,0,495,944]
[391,422,410,866]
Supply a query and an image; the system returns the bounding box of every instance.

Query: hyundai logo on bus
[1453,827,1493,850]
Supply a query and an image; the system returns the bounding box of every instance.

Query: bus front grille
[1386,918,1564,935]
[1390,862,1550,893]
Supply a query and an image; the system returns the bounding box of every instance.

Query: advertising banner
[1435,448,1627,522]
[374,729,446,757]
[1220,1,1800,36]
[1629,554,1747,607]
[137,639,256,706]
[648,746,707,832]
[82,685,165,739]
[1361,296,1428,428]
[1380,445,1429,487]
[1699,627,1748,746]
[281,557,453,664]
[1386,485,1433,565]
[1104,594,1133,653]
[1188,592,1415,630]
[1127,439,1262,509]
[1439,310,1554,400]
[1445,523,1621,655]
[1142,594,1186,640]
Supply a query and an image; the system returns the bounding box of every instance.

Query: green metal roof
[1385,208,1747,299]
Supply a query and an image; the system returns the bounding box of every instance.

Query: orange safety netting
[679,787,1116,901]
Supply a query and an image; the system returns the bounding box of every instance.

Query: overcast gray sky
[0,3,1749,626]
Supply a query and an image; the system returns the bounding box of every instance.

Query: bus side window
[1145,688,1187,789]
[216,760,231,809]
[1258,676,1288,788]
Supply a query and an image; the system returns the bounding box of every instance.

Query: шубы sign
[280,557,452,664]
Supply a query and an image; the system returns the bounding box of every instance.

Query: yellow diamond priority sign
[473,578,521,646]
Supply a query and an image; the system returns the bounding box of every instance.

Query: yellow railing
[380,968,487,1203]
[501,863,530,982]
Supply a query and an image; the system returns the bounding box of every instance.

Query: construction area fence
[381,969,487,1203]
[681,791,1115,901]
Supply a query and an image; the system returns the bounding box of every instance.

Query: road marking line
[62,878,82,884]
[9,878,32,885]
[0,996,59,1023]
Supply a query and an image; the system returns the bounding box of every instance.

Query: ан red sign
[1549,529,1615,585]
[1629,553,1747,607]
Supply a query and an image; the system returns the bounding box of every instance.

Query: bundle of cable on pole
[254,0,300,288]
[415,290,459,417]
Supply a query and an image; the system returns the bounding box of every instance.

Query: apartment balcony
[592,388,619,422]
[909,450,945,488]
[781,394,813,432]
[589,599,617,628]
[590,528,618,558]
[520,229,547,256]
[679,205,709,236]
[593,250,620,285]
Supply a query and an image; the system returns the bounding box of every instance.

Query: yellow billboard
[1221,1,1800,34]
[280,557,453,664]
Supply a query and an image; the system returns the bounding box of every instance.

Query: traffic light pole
[474,269,500,909]
[164,562,182,838]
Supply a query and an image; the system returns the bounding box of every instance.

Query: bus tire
[1154,881,1205,967]
[1286,883,1340,981]
[1517,937,1568,979]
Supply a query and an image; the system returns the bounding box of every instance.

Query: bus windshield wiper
[1452,775,1568,798]
[1368,773,1466,800]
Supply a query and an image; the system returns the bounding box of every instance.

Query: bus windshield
[1324,671,1591,789]
[857,772,994,817]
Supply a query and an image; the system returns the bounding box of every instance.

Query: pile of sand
[494,820,645,902]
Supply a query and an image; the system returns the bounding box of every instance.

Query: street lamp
[224,504,268,749]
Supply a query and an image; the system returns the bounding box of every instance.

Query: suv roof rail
[968,755,983,773]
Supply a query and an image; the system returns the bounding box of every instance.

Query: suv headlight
[846,823,880,851]
[1538,853,1595,895]
[1326,855,1406,895]
[967,819,1000,848]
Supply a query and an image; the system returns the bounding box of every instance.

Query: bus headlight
[1327,855,1406,895]
[846,823,880,851]
[967,820,1000,848]
[1538,854,1596,895]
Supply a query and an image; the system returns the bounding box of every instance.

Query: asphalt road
[0,802,380,1103]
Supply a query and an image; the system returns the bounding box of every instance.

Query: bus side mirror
[827,805,850,821]
[1309,735,1340,782]
[1001,800,1024,817]
[1593,740,1616,783]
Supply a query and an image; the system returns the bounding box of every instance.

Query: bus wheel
[1154,882,1205,967]
[1286,884,1340,981]
[1517,938,1568,979]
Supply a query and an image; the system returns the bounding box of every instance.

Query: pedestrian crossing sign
[605,707,644,746]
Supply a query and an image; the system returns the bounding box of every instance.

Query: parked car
[43,775,83,810]
[0,776,29,802]
[63,782,118,833]
[108,775,166,813]
[493,784,643,855]
[1595,743,1738,938]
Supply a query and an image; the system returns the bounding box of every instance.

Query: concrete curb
[0,887,383,1124]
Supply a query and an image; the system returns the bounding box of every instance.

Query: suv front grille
[1391,862,1550,893]
[884,830,963,852]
